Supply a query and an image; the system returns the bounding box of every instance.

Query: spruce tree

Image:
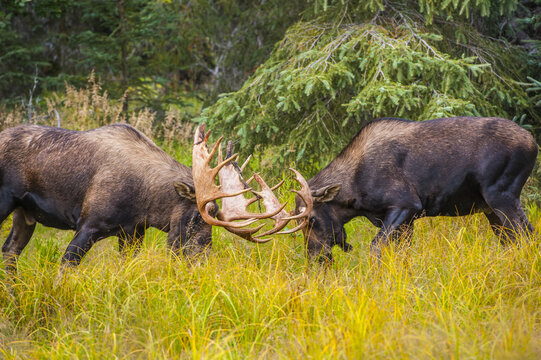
[199,0,541,174]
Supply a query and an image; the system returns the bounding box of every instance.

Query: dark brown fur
[295,117,538,262]
[0,124,210,272]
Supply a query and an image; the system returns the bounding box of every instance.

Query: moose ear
[174,182,196,202]
[311,184,341,203]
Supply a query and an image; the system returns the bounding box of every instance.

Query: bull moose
[291,117,538,262]
[0,123,220,274]
[0,123,293,274]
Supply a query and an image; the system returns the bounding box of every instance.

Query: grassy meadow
[1,81,540,358]
[1,197,541,359]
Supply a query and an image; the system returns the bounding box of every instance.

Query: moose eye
[309,217,317,226]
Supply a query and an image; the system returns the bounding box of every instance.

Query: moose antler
[192,124,313,242]
[217,141,286,222]
[217,142,313,242]
[246,168,313,240]
[192,125,286,233]
[192,124,257,229]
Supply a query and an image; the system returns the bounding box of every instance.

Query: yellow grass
[0,77,540,358]
[1,209,540,359]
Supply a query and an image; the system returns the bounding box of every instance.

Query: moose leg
[53,225,100,286]
[483,189,534,243]
[390,222,414,247]
[118,226,145,258]
[370,207,417,259]
[484,211,505,240]
[481,154,535,243]
[61,224,103,266]
[2,208,36,275]
[492,203,534,244]
[0,190,15,223]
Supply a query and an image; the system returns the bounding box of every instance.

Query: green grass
[1,205,541,359]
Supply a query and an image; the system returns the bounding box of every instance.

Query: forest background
[1,0,540,176]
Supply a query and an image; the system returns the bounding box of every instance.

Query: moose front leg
[370,207,417,259]
[61,225,102,266]
[54,223,104,286]
[118,226,145,258]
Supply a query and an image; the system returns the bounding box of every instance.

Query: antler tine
[216,140,240,177]
[224,223,274,243]
[240,155,252,172]
[249,218,290,238]
[249,174,289,216]
[287,168,313,220]
[250,168,313,238]
[238,206,309,242]
[226,139,233,158]
[270,179,284,192]
[217,139,223,163]
[206,136,223,165]
[213,152,239,177]
[194,123,209,144]
[273,218,309,235]
[192,125,260,229]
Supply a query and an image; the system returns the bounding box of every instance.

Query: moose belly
[18,192,79,230]
[423,180,488,217]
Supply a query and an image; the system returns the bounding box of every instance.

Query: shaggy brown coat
[0,124,208,271]
[296,117,538,261]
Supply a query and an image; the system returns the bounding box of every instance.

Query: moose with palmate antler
[191,124,312,243]
[194,117,538,264]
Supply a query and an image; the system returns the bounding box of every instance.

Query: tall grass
[0,73,196,150]
[1,205,540,359]
[0,77,540,358]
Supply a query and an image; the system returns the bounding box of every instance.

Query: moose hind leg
[498,202,534,243]
[482,151,536,243]
[484,210,505,240]
[2,208,36,274]
[483,194,533,243]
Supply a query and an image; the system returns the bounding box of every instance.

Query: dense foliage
[1,0,540,169]
[201,0,541,173]
[0,0,303,110]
